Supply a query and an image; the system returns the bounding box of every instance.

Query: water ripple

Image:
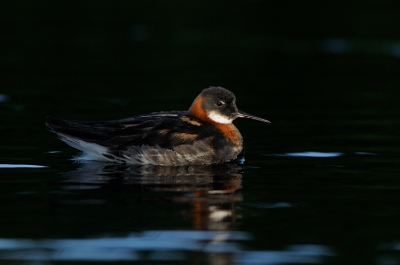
[266,151,379,158]
[272,152,343,158]
[0,164,48,169]
[0,231,335,263]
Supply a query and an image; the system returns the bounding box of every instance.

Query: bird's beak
[237,110,271,123]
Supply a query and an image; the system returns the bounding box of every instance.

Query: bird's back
[46,112,243,165]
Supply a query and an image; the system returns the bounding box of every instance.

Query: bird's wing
[46,112,213,150]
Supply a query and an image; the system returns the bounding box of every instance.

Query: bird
[46,86,270,166]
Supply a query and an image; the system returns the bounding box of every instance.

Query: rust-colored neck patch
[189,95,209,122]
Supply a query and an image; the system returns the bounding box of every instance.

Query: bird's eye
[217,101,225,107]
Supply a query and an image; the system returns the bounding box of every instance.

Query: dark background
[2,1,400,107]
[2,0,400,157]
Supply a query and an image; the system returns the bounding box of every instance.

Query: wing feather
[46,112,214,151]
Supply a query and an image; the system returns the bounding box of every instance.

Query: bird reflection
[56,162,243,231]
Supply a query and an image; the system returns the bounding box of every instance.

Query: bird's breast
[214,123,243,147]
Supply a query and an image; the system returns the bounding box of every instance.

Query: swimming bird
[46,86,270,166]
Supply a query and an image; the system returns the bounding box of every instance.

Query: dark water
[2,2,400,264]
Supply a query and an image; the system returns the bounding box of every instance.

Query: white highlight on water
[0,164,47,168]
[281,152,342,157]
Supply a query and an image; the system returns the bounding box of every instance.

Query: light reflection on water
[0,164,48,168]
[3,152,397,264]
[266,151,378,158]
[55,162,244,231]
[276,152,343,158]
[0,231,335,263]
[0,162,336,264]
[58,162,244,189]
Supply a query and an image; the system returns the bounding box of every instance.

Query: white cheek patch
[207,111,233,124]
